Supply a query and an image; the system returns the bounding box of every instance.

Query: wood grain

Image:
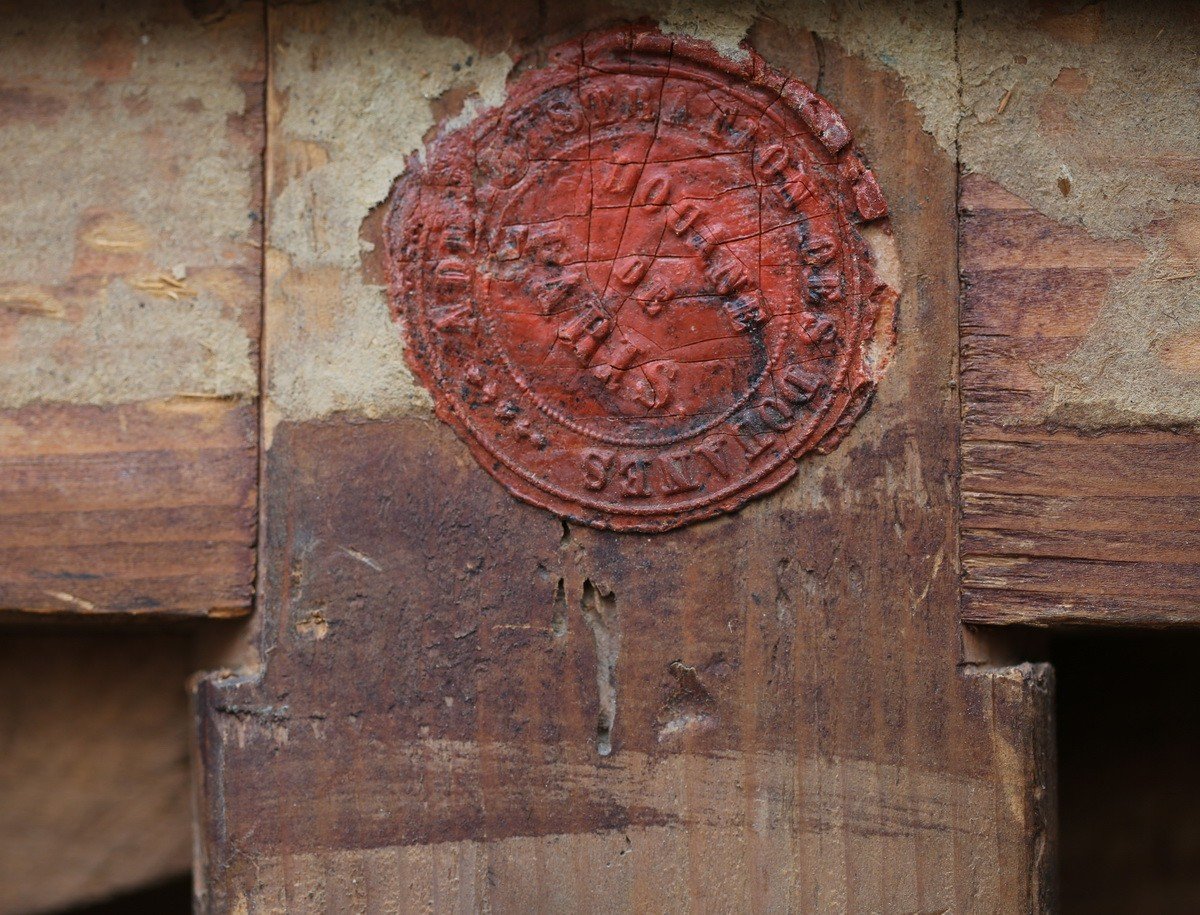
[0,398,257,616]
[960,175,1200,627]
[195,7,1055,912]
[0,0,264,617]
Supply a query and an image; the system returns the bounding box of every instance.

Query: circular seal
[384,26,897,532]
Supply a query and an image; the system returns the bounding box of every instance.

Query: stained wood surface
[957,1,1200,628]
[0,400,256,616]
[196,6,1054,911]
[0,1,263,617]
[3,1,1195,909]
[959,178,1200,627]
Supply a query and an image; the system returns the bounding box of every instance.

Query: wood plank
[0,0,264,617]
[0,632,194,914]
[0,399,256,615]
[196,6,1054,911]
[959,178,1200,627]
[958,2,1200,628]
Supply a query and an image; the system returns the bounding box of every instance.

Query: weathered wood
[196,5,1054,911]
[0,632,194,914]
[0,399,256,616]
[958,2,1200,627]
[959,182,1200,627]
[0,0,263,617]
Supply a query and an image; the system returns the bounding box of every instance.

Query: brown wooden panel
[959,175,1200,627]
[958,2,1200,628]
[0,632,194,914]
[0,399,256,615]
[0,1,263,617]
[196,6,1054,911]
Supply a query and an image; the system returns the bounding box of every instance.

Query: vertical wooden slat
[197,3,1054,911]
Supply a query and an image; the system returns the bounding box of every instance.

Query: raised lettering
[608,338,643,371]
[435,258,470,292]
[780,364,822,404]
[629,85,655,121]
[527,225,565,265]
[441,224,471,254]
[582,87,620,126]
[583,450,615,490]
[853,170,889,221]
[534,280,577,317]
[616,258,648,288]
[798,311,836,345]
[808,271,843,303]
[667,202,703,236]
[708,259,749,295]
[632,361,677,410]
[757,143,789,178]
[728,296,764,328]
[733,415,775,462]
[659,452,701,495]
[431,302,474,331]
[605,162,640,195]
[757,396,796,431]
[803,234,838,266]
[779,176,815,212]
[494,225,527,260]
[592,337,644,392]
[695,437,734,478]
[639,175,670,206]
[641,279,672,316]
[558,302,613,363]
[546,99,582,134]
[619,457,653,498]
[478,144,524,187]
[703,105,740,141]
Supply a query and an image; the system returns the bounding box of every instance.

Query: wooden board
[958,1,1200,627]
[0,631,194,915]
[0,0,263,617]
[0,400,257,616]
[959,177,1200,626]
[195,5,1055,911]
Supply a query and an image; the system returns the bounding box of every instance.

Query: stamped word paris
[385,25,897,532]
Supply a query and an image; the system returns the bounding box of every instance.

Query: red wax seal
[385,26,896,532]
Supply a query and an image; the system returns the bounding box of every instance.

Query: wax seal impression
[384,25,897,532]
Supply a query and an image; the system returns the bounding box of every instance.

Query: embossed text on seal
[384,26,897,532]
